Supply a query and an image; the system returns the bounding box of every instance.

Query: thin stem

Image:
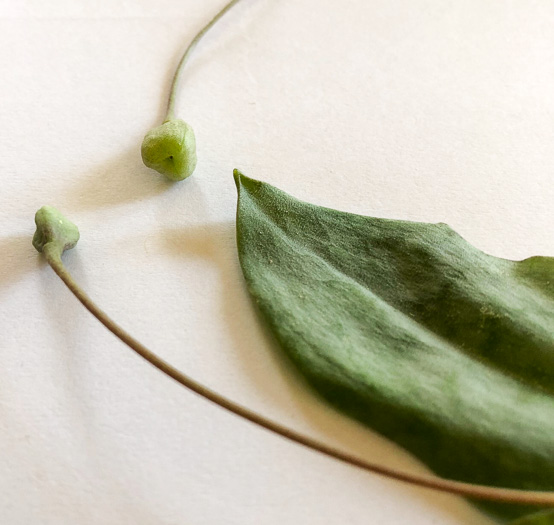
[43,247,554,507]
[165,0,243,121]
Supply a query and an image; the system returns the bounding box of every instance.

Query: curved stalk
[165,0,243,121]
[42,245,554,507]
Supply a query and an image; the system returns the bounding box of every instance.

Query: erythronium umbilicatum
[33,0,554,522]
[34,184,554,524]
[35,172,554,524]
[234,170,554,523]
[140,0,242,181]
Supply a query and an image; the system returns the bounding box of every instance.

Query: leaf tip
[233,169,263,196]
[233,168,243,189]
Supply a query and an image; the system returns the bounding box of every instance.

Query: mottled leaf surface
[234,170,554,522]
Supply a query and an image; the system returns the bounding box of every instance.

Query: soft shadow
[37,251,169,525]
[64,145,176,211]
[39,249,89,410]
[161,222,232,260]
[0,234,40,295]
[160,223,493,524]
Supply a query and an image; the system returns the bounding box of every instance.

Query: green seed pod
[32,206,80,259]
[141,119,197,181]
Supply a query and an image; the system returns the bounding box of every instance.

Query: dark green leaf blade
[510,509,554,524]
[234,170,554,521]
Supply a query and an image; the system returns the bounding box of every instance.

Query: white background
[1,1,553,523]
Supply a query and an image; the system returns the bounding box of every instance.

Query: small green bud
[141,119,197,181]
[33,206,80,259]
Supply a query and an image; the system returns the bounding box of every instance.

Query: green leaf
[511,510,554,524]
[234,170,554,521]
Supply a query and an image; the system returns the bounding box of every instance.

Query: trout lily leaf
[234,170,554,522]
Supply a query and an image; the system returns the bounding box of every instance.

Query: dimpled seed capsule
[32,206,80,259]
[141,119,197,181]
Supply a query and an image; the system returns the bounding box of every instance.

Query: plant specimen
[140,0,242,180]
[33,1,554,523]
[234,170,554,522]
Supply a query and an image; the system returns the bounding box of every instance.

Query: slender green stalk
[165,0,243,121]
[42,246,554,507]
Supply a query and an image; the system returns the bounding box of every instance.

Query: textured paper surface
[0,1,552,523]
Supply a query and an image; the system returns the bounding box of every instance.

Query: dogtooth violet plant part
[33,1,554,524]
[140,0,243,180]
